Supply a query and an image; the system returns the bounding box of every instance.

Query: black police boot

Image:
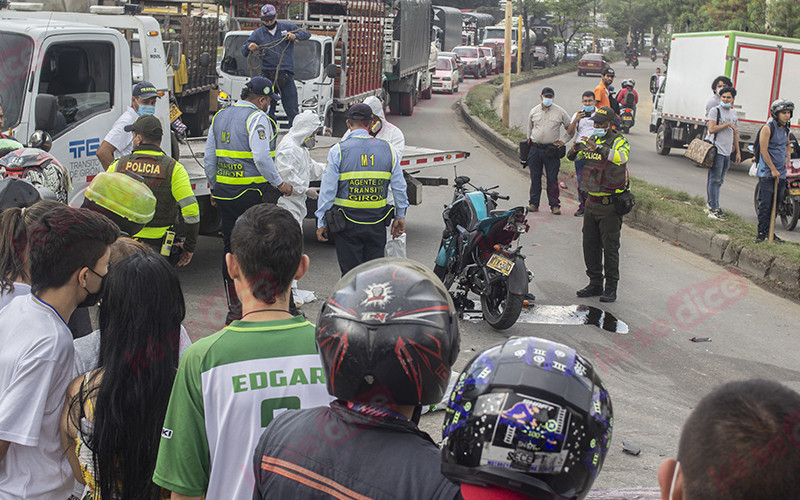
[599,288,617,303]
[576,284,604,297]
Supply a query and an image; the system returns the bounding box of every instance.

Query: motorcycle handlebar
[490,192,510,200]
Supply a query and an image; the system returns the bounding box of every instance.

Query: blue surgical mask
[583,105,595,113]
[542,98,553,107]
[138,105,156,116]
[593,127,607,137]
[720,102,732,109]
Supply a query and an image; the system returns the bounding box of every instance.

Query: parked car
[453,45,487,78]
[479,45,497,74]
[532,45,548,68]
[433,56,460,94]
[577,53,611,76]
[440,51,465,82]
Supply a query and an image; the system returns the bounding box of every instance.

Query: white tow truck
[0,4,465,233]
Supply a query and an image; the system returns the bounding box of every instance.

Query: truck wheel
[421,85,432,100]
[656,123,672,155]
[400,92,414,116]
[182,94,210,138]
[323,109,334,136]
[198,195,221,235]
[389,92,401,115]
[171,132,181,162]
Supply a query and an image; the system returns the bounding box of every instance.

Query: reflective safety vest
[211,103,271,200]
[114,149,177,235]
[579,130,630,196]
[334,135,395,224]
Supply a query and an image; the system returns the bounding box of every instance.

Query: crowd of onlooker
[0,176,799,500]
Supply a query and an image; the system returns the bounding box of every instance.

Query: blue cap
[260,3,277,20]
[245,76,281,101]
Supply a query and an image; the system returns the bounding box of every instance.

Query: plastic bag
[384,227,407,258]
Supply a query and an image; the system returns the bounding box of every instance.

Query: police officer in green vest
[109,114,200,266]
[567,106,630,303]
[204,76,292,324]
[315,103,408,275]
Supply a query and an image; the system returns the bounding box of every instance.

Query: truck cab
[0,14,172,206]
[218,30,336,133]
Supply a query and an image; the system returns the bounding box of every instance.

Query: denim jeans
[527,145,561,207]
[757,176,787,235]
[575,158,585,210]
[265,72,300,127]
[706,152,730,210]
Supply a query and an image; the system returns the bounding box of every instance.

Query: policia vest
[334,135,395,224]
[211,103,272,200]
[116,149,177,229]
[576,129,629,196]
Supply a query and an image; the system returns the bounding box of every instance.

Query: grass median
[464,63,800,268]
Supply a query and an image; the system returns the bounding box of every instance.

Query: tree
[767,0,800,38]
[544,0,594,60]
[604,0,668,51]
[655,0,767,35]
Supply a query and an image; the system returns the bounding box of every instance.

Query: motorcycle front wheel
[434,263,455,290]
[480,279,524,330]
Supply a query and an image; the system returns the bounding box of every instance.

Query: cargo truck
[650,31,800,157]
[432,5,462,52]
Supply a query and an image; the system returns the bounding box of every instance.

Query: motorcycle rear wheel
[480,279,523,330]
[780,197,799,231]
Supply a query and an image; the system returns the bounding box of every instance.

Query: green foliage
[545,0,595,57]
[655,0,768,35]
[604,0,668,47]
[767,0,800,38]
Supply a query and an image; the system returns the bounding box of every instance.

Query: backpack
[624,90,636,107]
[753,121,776,165]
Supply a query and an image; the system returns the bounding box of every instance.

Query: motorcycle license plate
[790,188,800,196]
[487,253,514,276]
[169,103,182,122]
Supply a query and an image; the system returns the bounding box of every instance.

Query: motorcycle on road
[433,175,531,330]
[650,48,657,61]
[631,54,639,68]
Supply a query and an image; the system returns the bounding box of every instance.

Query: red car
[577,53,611,76]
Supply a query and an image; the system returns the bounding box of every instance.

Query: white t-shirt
[704,106,738,156]
[0,295,75,500]
[570,110,596,143]
[0,282,30,312]
[102,106,138,158]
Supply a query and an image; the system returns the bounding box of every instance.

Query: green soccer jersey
[152,317,331,499]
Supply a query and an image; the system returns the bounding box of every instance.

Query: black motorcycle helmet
[441,337,613,500]
[316,258,460,406]
[0,177,41,210]
[770,99,794,124]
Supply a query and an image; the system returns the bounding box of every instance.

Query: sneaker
[755,233,766,243]
[707,209,728,221]
[528,204,539,212]
[574,208,585,217]
[576,284,604,297]
[773,234,785,244]
[704,203,711,214]
[551,206,561,215]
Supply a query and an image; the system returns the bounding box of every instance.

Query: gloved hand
[307,187,320,200]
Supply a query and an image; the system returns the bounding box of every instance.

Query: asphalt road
[497,56,800,243]
[176,74,800,494]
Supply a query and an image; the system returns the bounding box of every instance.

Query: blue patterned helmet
[441,337,613,500]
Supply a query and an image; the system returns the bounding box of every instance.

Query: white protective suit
[342,96,407,256]
[275,111,326,228]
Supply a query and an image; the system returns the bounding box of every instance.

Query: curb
[459,79,800,302]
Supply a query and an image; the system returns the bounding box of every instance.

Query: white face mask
[669,461,680,500]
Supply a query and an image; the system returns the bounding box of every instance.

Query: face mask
[78,267,105,308]
[593,127,607,137]
[720,102,732,109]
[138,105,155,116]
[542,98,553,107]
[583,105,595,113]
[303,136,316,149]
[263,20,277,29]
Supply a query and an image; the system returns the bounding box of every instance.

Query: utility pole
[592,0,597,52]
[517,14,522,75]
[502,0,512,127]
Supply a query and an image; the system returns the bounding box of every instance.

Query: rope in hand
[246,28,306,83]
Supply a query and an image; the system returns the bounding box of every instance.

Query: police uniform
[109,116,200,259]
[315,105,408,275]
[567,106,630,302]
[203,77,285,323]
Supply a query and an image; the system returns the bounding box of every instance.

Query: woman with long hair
[60,252,186,499]
[0,199,61,309]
